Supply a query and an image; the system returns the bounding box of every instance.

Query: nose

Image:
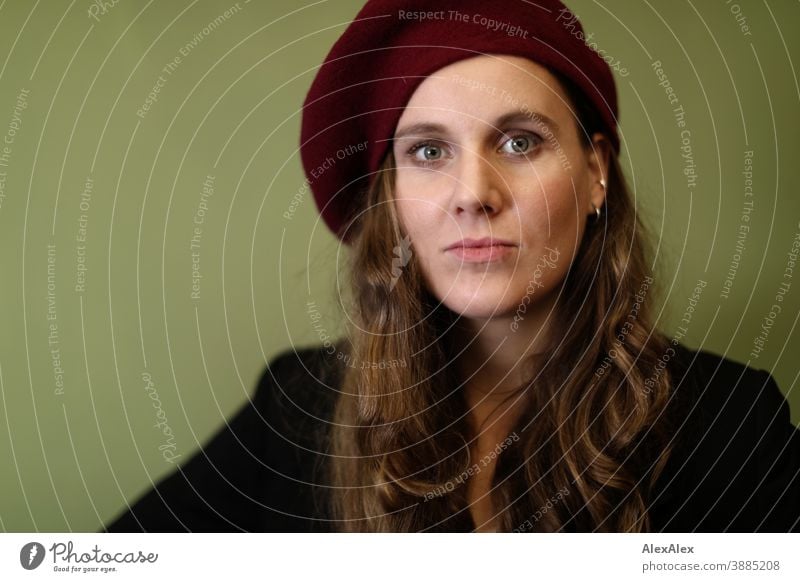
[449,148,506,220]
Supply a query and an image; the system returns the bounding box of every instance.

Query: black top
[103,342,800,533]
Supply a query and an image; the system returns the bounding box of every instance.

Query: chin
[436,286,526,321]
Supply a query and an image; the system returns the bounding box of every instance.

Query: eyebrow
[393,110,559,141]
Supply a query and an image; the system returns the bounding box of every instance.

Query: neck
[452,293,556,436]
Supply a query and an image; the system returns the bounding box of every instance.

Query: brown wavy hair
[327,69,677,532]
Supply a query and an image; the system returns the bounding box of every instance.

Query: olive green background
[0,0,797,532]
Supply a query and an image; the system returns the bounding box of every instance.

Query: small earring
[592,179,606,223]
[590,202,601,222]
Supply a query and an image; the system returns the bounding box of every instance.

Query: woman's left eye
[500,133,542,155]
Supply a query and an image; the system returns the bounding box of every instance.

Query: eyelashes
[404,132,544,168]
[406,142,447,166]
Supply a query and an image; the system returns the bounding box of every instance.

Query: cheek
[394,195,432,238]
[393,196,446,296]
[394,174,457,236]
[514,172,582,237]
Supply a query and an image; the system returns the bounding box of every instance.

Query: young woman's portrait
[0,0,798,544]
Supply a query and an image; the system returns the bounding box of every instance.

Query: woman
[104,0,800,533]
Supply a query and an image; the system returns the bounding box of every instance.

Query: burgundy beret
[300,0,619,243]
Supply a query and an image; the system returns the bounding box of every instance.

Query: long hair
[327,70,677,532]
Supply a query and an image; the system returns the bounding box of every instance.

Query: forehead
[396,55,571,126]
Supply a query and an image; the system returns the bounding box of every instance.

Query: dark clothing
[103,342,800,532]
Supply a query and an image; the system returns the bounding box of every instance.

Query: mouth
[444,237,517,263]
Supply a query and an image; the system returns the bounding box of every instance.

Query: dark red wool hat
[300,0,619,243]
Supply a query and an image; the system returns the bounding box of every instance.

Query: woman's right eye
[407,142,446,166]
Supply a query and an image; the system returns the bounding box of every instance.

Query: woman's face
[391,55,609,321]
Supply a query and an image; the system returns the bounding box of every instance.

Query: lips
[444,237,517,263]
[444,237,516,251]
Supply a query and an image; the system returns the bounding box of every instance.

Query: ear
[585,133,611,213]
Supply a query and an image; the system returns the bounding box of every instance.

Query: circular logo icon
[20,542,46,570]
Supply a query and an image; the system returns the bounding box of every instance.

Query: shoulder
[254,342,345,446]
[668,341,766,389]
[654,342,800,532]
[258,343,345,408]
[666,342,793,434]
[247,343,347,531]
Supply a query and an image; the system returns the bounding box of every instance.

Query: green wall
[0,0,797,532]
